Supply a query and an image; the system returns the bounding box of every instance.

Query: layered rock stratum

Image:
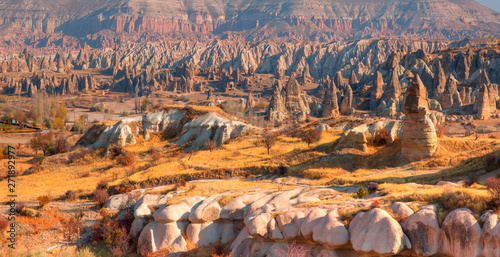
[0,0,499,52]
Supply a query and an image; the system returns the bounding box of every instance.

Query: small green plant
[356,186,369,198]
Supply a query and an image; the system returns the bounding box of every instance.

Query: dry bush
[68,147,92,164]
[64,190,78,201]
[116,151,136,168]
[37,195,53,208]
[439,190,487,214]
[373,128,390,146]
[204,139,217,152]
[62,214,84,243]
[149,147,162,162]
[96,179,109,190]
[367,182,379,193]
[94,189,109,207]
[338,206,370,227]
[463,172,479,187]
[0,216,8,231]
[486,178,500,210]
[271,241,311,257]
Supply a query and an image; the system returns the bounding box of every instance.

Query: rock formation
[433,61,446,98]
[0,0,498,52]
[401,75,438,162]
[267,76,310,121]
[81,108,253,150]
[101,184,500,257]
[475,84,490,120]
[440,74,460,109]
[340,84,355,115]
[370,71,384,110]
[382,69,402,103]
[322,80,339,118]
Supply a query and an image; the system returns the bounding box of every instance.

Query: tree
[261,129,278,155]
[301,129,321,147]
[29,132,67,156]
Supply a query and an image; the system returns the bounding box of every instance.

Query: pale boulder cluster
[104,187,500,257]
[83,108,252,150]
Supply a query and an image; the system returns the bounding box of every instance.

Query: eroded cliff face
[0,0,499,52]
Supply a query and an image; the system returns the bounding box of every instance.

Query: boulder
[312,210,350,247]
[300,208,328,242]
[129,218,146,238]
[244,213,273,239]
[134,194,170,218]
[349,208,410,255]
[186,222,224,247]
[220,193,267,220]
[137,222,187,254]
[481,212,500,257]
[405,208,440,256]
[189,195,222,222]
[104,193,129,211]
[154,196,205,223]
[441,208,482,257]
[335,131,368,152]
[275,211,307,240]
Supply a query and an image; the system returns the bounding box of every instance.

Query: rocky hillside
[77,106,254,151]
[0,0,499,52]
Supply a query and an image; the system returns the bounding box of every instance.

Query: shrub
[101,220,131,256]
[62,215,83,243]
[37,195,53,208]
[109,145,125,159]
[204,140,217,152]
[485,177,500,195]
[278,164,288,176]
[0,216,8,231]
[116,151,136,168]
[367,182,379,193]
[271,241,310,257]
[94,189,109,207]
[373,128,390,146]
[149,147,162,162]
[356,186,369,198]
[440,190,486,214]
[69,147,91,163]
[64,190,78,201]
[96,179,109,190]
[463,172,479,187]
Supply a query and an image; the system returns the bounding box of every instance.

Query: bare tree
[262,129,278,154]
[301,129,321,147]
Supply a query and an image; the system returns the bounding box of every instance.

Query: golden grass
[2,119,498,204]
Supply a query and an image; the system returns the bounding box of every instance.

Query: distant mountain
[0,0,499,51]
